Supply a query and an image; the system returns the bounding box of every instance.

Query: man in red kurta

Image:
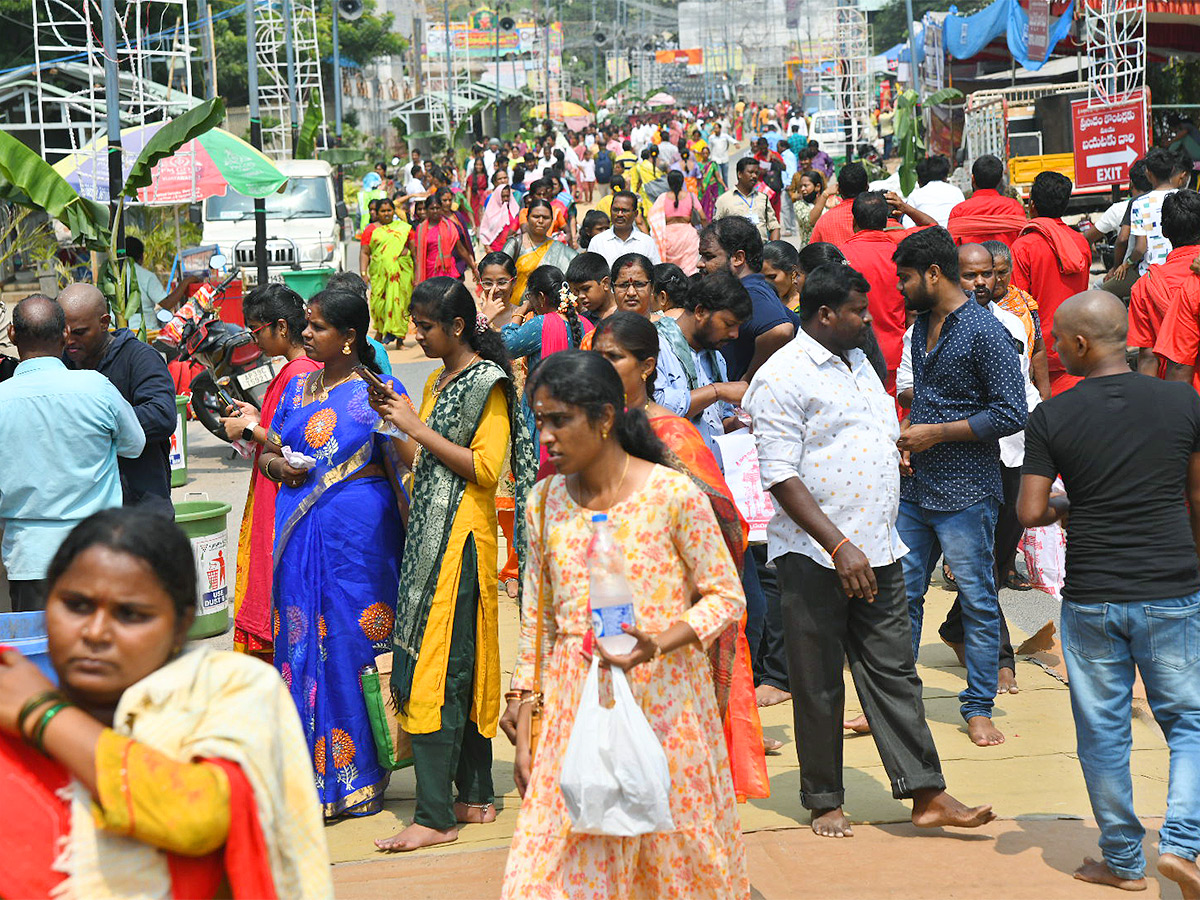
[1010,172,1092,395]
[947,154,1028,247]
[1151,190,1200,394]
[810,162,869,247]
[840,191,935,392]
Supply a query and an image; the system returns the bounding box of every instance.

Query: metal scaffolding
[1082,0,1146,108]
[32,0,196,188]
[816,0,870,147]
[254,0,328,158]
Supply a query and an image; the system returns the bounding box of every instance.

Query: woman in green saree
[363,198,415,346]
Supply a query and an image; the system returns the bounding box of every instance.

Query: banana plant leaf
[0,131,110,250]
[318,146,366,165]
[123,97,226,196]
[295,92,324,160]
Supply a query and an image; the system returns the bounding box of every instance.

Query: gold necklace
[579,451,632,511]
[433,353,479,395]
[313,369,356,403]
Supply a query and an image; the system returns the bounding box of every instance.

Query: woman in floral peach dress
[503,351,749,900]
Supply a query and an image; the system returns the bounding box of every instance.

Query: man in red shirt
[840,191,934,391]
[810,162,868,247]
[947,155,1028,247]
[1152,190,1200,394]
[1131,190,1200,379]
[1011,172,1092,395]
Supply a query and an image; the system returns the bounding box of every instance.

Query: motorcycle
[160,255,278,441]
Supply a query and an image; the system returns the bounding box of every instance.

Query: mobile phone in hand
[214,380,238,413]
[353,364,388,394]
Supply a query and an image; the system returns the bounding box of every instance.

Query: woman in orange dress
[503,350,748,900]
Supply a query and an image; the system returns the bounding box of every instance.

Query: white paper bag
[712,429,776,542]
[558,658,675,836]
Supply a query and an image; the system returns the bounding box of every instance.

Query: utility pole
[247,0,269,287]
[495,8,502,135]
[282,0,301,152]
[544,1,552,118]
[196,0,217,100]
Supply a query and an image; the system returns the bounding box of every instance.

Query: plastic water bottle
[586,513,637,655]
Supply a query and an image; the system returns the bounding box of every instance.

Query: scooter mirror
[209,253,228,272]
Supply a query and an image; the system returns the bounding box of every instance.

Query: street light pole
[247,0,269,287]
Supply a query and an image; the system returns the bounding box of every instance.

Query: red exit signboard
[1071,94,1148,190]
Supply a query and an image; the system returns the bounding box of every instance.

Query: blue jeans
[1061,592,1200,879]
[898,498,1000,721]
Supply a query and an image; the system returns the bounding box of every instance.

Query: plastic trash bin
[280,267,336,300]
[174,496,234,639]
[170,394,189,487]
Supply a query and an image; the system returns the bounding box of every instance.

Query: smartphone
[353,364,388,394]
[213,380,238,413]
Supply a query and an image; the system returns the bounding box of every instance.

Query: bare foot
[910,788,995,829]
[1073,857,1147,891]
[374,822,459,852]
[940,636,968,667]
[998,667,1019,694]
[763,736,784,753]
[1159,853,1200,899]
[756,684,791,708]
[504,578,519,599]
[967,716,1005,746]
[811,807,853,838]
[843,714,871,734]
[454,802,497,824]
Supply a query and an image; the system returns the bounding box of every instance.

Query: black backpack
[595,149,613,184]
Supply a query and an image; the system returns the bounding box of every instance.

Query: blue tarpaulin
[942,0,1075,70]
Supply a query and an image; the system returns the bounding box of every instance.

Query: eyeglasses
[480,279,513,290]
[614,280,651,292]
[248,321,272,336]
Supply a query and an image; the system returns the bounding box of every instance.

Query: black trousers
[778,553,945,810]
[940,465,1020,670]
[750,545,789,692]
[9,579,47,612]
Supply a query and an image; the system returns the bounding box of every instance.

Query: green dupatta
[390,359,537,705]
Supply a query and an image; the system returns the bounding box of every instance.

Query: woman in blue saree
[258,286,410,819]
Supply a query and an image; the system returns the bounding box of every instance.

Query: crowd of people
[2,106,1200,900]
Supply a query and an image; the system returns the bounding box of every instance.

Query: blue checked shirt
[901,298,1027,511]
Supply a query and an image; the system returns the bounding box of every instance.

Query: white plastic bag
[1020,523,1066,600]
[559,657,675,836]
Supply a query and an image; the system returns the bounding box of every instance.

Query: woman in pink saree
[648,170,709,276]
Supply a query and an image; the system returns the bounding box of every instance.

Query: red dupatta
[415,219,460,281]
[233,355,322,648]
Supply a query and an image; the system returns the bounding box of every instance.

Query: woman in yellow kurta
[502,198,577,302]
[503,350,749,900]
[368,277,536,853]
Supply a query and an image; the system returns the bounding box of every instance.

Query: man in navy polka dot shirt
[892,227,1027,748]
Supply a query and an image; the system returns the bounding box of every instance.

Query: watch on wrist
[241,425,255,442]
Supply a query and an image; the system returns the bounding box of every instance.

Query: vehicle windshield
[205,176,333,221]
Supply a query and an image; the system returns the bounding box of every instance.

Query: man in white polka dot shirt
[745,261,997,839]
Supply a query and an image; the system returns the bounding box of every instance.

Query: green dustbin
[174,497,234,639]
[280,266,336,300]
[169,395,189,487]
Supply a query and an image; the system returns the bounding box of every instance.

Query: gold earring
[641,372,648,382]
[601,428,609,440]
[342,341,352,356]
